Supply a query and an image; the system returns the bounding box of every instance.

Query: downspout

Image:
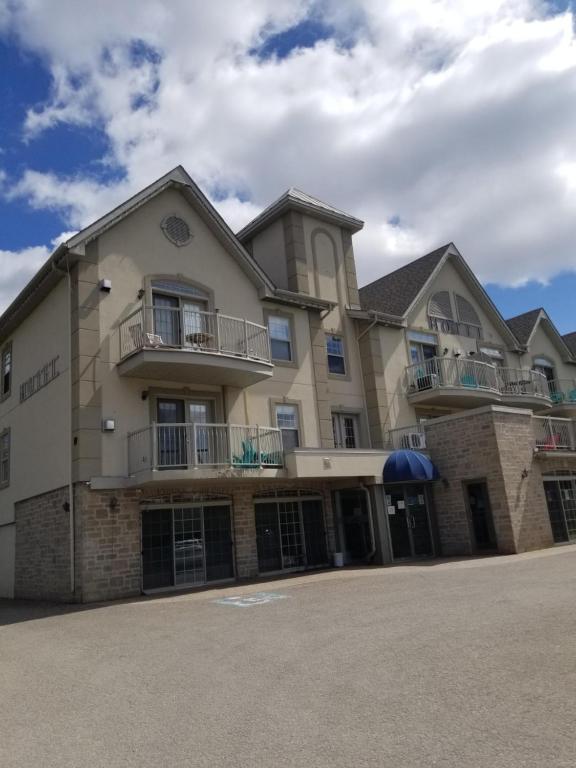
[359,483,377,562]
[53,253,75,597]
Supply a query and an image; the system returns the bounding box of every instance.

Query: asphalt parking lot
[1,546,575,768]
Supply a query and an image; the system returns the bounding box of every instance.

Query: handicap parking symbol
[214,591,288,608]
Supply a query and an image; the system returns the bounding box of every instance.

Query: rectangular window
[332,413,358,449]
[268,315,293,362]
[0,429,10,488]
[1,343,12,399]
[275,404,300,451]
[326,334,346,375]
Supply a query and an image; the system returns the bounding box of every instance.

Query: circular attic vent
[161,215,192,246]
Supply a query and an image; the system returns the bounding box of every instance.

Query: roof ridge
[359,244,450,292]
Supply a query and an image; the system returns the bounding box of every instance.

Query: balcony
[405,357,551,409]
[128,422,284,482]
[533,416,576,453]
[385,424,427,451]
[546,379,576,415]
[117,306,273,386]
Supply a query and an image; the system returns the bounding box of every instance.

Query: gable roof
[359,244,449,318]
[359,243,521,348]
[505,307,575,360]
[563,332,576,356]
[504,309,543,346]
[236,187,364,241]
[0,166,276,343]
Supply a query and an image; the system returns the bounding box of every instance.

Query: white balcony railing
[405,357,500,395]
[548,379,576,405]
[405,357,550,401]
[119,306,271,363]
[498,368,549,399]
[533,417,576,452]
[385,424,427,451]
[128,423,284,474]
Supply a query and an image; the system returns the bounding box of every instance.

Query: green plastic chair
[460,374,478,388]
[568,389,576,402]
[550,391,565,404]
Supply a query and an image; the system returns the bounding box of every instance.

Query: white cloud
[2,0,576,288]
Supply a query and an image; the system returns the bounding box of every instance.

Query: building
[0,168,574,602]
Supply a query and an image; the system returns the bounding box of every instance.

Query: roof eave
[237,197,364,242]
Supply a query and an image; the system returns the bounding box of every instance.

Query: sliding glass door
[255,496,328,573]
[142,504,234,591]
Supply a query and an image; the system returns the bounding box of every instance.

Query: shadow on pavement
[0,555,500,627]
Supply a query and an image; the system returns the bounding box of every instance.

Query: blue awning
[383,450,440,483]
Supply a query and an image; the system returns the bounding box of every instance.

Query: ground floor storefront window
[254,493,328,574]
[385,484,434,560]
[142,502,234,591]
[543,476,576,543]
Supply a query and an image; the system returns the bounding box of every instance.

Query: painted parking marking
[214,591,289,608]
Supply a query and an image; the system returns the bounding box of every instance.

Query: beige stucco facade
[0,168,574,603]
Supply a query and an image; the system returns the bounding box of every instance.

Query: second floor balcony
[404,357,551,409]
[128,422,285,480]
[117,306,273,386]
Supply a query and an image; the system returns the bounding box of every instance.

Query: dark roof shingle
[562,332,576,356]
[358,245,450,317]
[504,308,543,346]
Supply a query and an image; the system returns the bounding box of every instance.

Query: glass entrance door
[142,504,234,591]
[386,484,433,560]
[188,401,213,464]
[157,398,186,467]
[544,479,576,543]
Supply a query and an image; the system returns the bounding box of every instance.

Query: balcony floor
[117,347,274,387]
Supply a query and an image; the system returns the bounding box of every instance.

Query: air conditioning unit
[400,432,426,450]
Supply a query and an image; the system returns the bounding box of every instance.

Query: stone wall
[14,486,73,601]
[68,478,339,602]
[426,406,555,556]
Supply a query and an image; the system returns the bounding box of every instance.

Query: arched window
[454,295,482,339]
[428,291,453,320]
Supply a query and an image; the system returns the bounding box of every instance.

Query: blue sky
[1,1,575,335]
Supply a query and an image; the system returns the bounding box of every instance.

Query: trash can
[333,552,344,568]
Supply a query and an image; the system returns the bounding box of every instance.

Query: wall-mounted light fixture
[453,350,461,358]
[109,496,118,510]
[137,288,145,300]
[521,468,529,479]
[141,390,148,401]
[443,347,449,356]
[468,350,476,357]
[99,278,112,293]
[102,419,115,432]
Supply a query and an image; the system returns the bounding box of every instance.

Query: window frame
[265,311,296,366]
[0,428,10,489]
[1,342,12,401]
[273,402,301,451]
[326,333,346,377]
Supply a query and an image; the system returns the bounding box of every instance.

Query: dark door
[339,489,371,561]
[387,487,412,559]
[466,482,496,551]
[387,485,433,560]
[204,505,234,581]
[405,485,433,557]
[255,503,282,572]
[157,398,186,467]
[142,509,173,590]
[302,499,328,566]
